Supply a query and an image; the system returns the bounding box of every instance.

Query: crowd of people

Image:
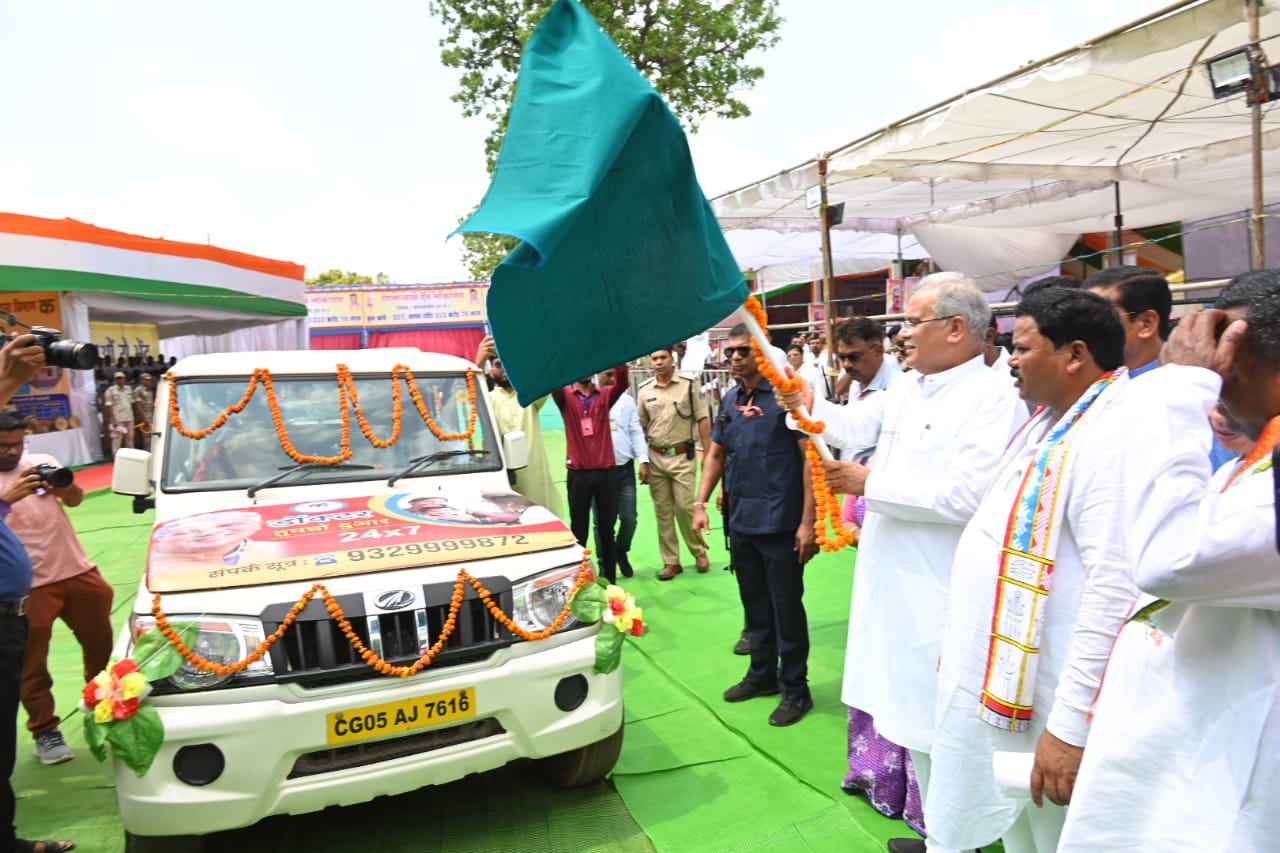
[94,353,177,457]
[479,264,1278,852]
[780,268,1278,852]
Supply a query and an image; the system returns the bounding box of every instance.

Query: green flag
[454,0,748,406]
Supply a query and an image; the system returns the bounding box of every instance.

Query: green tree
[430,0,783,278]
[305,269,394,286]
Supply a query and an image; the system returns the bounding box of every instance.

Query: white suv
[111,349,623,853]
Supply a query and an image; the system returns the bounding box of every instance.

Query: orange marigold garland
[740,299,852,552]
[166,365,480,463]
[808,439,856,552]
[261,368,352,464]
[167,369,263,439]
[405,369,478,441]
[151,552,595,679]
[340,364,403,448]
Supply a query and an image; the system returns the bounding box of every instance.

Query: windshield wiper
[387,449,491,486]
[247,462,375,498]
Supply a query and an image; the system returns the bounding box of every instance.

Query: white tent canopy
[723,228,926,292]
[713,0,1280,291]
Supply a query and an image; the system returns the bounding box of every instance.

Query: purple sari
[842,707,925,834]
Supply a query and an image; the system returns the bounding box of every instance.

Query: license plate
[326,687,477,745]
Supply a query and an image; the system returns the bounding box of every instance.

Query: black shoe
[768,695,814,726]
[733,630,750,655]
[886,839,926,853]
[722,679,780,703]
[618,552,634,578]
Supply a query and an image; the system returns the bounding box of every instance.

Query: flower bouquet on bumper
[80,622,194,776]
[569,580,645,673]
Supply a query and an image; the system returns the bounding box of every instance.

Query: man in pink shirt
[0,409,113,766]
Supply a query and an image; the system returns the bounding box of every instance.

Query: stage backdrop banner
[90,321,161,363]
[1,291,74,430]
[305,284,489,331]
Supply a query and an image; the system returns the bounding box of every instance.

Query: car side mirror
[112,448,153,497]
[503,430,529,471]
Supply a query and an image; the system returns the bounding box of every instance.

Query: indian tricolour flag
[0,212,305,319]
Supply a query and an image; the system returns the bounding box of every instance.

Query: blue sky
[0,0,1173,282]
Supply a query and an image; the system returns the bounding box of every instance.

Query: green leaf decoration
[133,621,200,682]
[105,704,165,777]
[594,628,625,674]
[82,714,108,763]
[569,582,607,623]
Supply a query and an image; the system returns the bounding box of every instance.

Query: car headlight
[130,614,274,690]
[511,565,585,635]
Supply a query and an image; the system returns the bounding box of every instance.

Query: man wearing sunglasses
[693,325,817,727]
[831,317,902,404]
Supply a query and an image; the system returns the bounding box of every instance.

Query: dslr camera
[27,463,73,489]
[2,315,98,371]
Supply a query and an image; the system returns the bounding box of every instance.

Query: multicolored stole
[1130,412,1280,628]
[979,370,1121,732]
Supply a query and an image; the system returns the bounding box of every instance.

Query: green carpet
[15,430,915,852]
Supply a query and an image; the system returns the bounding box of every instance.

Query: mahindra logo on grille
[375,590,416,611]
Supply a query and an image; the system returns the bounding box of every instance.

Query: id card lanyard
[578,389,598,437]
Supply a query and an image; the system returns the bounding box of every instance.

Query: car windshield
[162,372,497,492]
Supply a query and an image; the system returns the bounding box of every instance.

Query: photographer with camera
[0,408,111,774]
[0,335,76,852]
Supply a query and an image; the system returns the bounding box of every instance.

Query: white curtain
[161,317,310,360]
[58,293,104,463]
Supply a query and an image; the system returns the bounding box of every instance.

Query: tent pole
[819,157,835,373]
[1111,182,1124,268]
[1250,0,1267,269]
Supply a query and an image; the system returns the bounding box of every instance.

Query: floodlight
[1206,47,1254,99]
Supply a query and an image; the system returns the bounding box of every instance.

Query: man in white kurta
[925,289,1139,853]
[1057,305,1280,852]
[475,337,565,521]
[785,275,1025,853]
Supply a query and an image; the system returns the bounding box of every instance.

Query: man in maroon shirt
[551,363,630,582]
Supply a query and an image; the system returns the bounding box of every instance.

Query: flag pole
[736,308,835,461]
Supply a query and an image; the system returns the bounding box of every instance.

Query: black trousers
[567,468,618,583]
[731,530,810,700]
[0,613,27,847]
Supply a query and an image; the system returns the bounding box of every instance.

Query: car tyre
[126,831,204,853]
[537,717,625,788]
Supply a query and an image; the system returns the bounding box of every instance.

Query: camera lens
[30,464,73,489]
[45,340,99,371]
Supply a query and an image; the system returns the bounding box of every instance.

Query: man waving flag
[453,0,748,405]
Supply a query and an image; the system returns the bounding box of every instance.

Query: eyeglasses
[901,314,958,330]
[723,346,753,358]
[0,442,24,453]
[837,351,866,363]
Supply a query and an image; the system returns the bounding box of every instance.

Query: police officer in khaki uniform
[637,346,711,580]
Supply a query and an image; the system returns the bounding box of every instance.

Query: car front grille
[260,577,517,687]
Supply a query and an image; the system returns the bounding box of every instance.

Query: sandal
[15,840,75,853]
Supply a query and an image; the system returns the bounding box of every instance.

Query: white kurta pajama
[809,354,1026,753]
[924,375,1139,852]
[1058,365,1280,852]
